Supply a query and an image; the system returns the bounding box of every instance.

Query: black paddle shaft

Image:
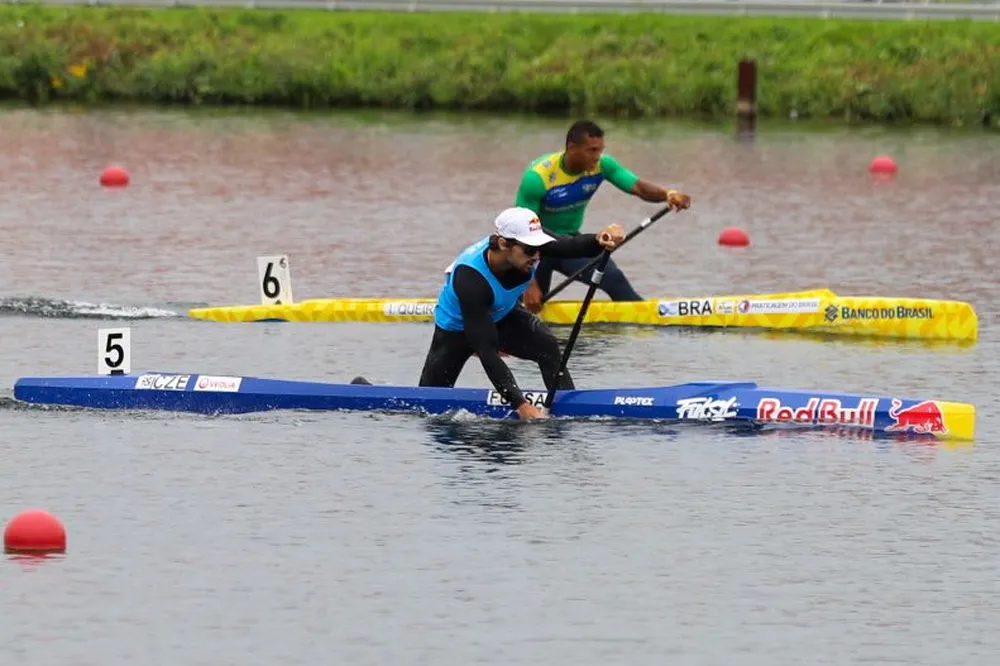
[542,250,612,410]
[540,204,673,305]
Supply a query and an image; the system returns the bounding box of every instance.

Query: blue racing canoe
[11,372,975,441]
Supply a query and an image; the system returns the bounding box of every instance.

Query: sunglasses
[504,238,540,256]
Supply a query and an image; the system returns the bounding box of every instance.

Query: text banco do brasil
[841,306,933,320]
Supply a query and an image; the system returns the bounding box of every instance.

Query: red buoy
[869,155,897,174]
[100,165,130,187]
[4,509,66,554]
[718,227,750,247]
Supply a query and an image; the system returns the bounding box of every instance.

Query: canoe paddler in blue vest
[418,206,625,420]
[514,119,691,312]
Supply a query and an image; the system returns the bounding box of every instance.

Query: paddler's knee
[536,331,562,364]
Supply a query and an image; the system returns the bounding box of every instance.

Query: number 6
[262,262,280,299]
[257,255,293,305]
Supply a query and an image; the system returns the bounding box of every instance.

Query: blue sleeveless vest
[434,237,534,331]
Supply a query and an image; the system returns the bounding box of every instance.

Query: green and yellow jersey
[514,151,640,236]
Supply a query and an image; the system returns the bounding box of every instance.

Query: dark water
[0,105,997,665]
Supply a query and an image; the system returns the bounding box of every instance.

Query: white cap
[494,207,556,247]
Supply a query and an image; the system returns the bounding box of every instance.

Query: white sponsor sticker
[134,374,190,391]
[676,396,739,421]
[486,390,547,407]
[714,300,736,315]
[735,298,821,315]
[657,299,713,317]
[382,302,435,316]
[614,395,655,406]
[193,375,243,392]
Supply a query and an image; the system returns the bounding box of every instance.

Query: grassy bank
[0,6,997,126]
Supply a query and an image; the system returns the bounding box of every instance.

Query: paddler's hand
[516,402,547,420]
[523,279,544,313]
[666,190,691,211]
[597,223,626,250]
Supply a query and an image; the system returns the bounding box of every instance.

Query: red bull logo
[756,397,878,428]
[885,399,947,435]
[529,217,541,231]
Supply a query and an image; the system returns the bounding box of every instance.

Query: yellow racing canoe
[188,288,978,343]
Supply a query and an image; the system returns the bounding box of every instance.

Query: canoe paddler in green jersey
[514,119,691,312]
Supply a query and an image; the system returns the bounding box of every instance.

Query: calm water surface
[0,106,997,665]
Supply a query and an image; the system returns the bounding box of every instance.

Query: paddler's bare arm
[601,155,692,210]
[632,179,692,210]
[632,179,669,202]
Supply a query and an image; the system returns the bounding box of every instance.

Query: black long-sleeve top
[452,233,605,408]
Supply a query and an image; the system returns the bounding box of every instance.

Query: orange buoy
[100,165,130,187]
[4,509,66,555]
[718,227,750,247]
[869,155,897,174]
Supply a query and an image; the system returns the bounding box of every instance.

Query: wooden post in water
[737,58,757,137]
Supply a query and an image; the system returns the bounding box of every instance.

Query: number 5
[98,327,131,375]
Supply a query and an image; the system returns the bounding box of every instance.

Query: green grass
[0,6,997,126]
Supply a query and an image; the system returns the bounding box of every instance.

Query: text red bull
[885,399,947,435]
[756,397,878,428]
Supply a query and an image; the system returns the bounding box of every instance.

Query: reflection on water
[423,419,547,467]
